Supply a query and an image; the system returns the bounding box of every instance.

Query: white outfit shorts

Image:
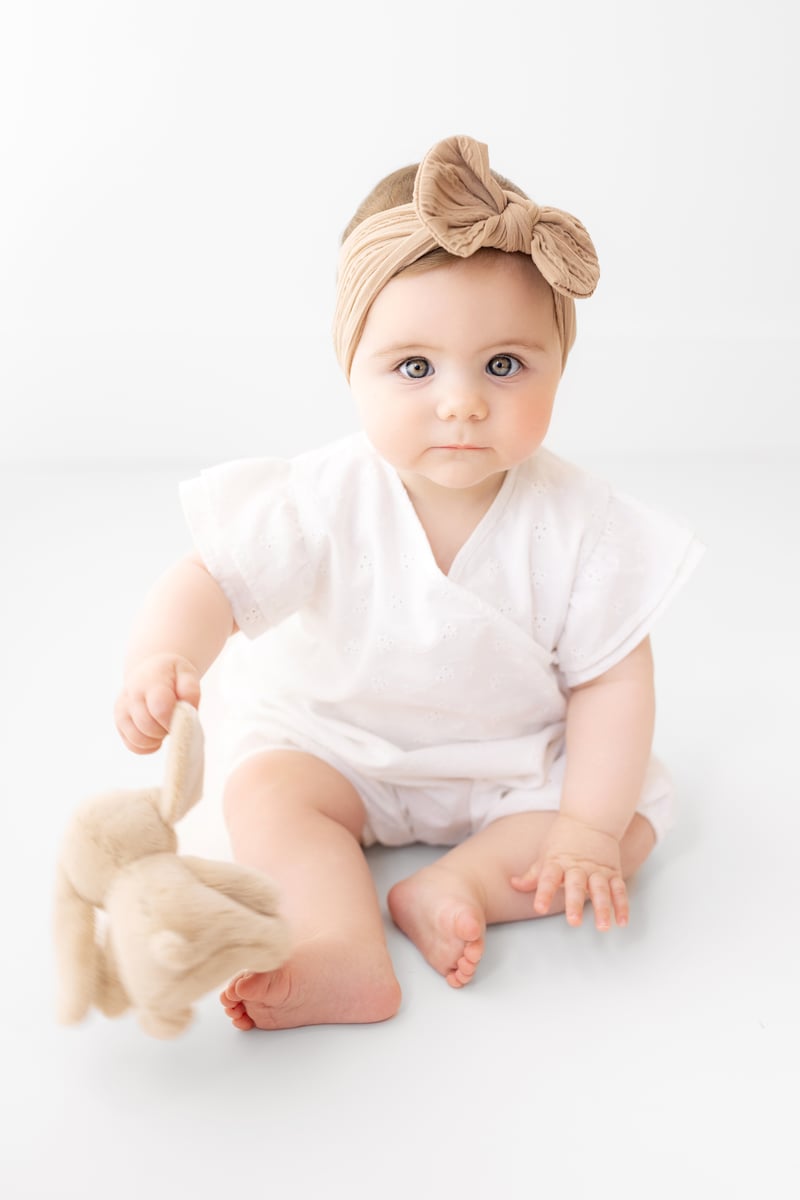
[224,720,674,847]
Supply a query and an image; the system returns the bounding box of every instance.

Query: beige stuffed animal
[54,701,289,1038]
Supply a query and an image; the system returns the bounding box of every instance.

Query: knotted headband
[333,135,600,377]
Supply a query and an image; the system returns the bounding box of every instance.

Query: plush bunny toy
[54,702,289,1038]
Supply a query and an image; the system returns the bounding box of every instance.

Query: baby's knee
[222,749,365,837]
[621,813,657,877]
[222,752,299,829]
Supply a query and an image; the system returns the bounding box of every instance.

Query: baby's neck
[400,471,507,575]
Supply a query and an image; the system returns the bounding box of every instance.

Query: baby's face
[349,251,562,506]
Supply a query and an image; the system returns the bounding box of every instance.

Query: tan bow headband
[333,135,600,377]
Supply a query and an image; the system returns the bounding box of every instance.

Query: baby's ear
[159,702,204,826]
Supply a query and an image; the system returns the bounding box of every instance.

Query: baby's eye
[398,357,433,379]
[486,354,522,377]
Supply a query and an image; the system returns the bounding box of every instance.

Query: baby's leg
[220,750,401,1030]
[388,812,655,987]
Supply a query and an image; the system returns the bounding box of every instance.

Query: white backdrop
[1,0,797,463]
[3,9,800,1194]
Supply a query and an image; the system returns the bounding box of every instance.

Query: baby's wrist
[554,810,623,842]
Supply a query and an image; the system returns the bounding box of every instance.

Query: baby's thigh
[463,807,656,880]
[223,749,368,843]
[435,809,656,926]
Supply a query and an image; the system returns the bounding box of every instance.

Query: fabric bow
[414,136,599,300]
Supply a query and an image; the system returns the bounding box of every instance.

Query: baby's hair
[342,162,532,277]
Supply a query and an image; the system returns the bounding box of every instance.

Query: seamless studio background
[1,3,799,1198]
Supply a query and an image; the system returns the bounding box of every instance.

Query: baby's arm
[115,553,237,754]
[511,637,655,929]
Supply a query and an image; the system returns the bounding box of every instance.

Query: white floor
[2,451,798,1198]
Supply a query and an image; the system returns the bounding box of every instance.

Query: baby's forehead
[383,250,556,312]
[359,251,560,355]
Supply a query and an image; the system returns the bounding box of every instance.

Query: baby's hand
[114,653,201,754]
[510,814,628,931]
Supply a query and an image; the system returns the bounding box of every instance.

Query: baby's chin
[396,458,509,500]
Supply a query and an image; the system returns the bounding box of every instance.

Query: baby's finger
[143,682,180,732]
[563,866,588,927]
[532,862,565,915]
[610,876,629,927]
[587,873,612,931]
[114,708,164,755]
[509,863,540,893]
[127,692,172,740]
[175,667,201,708]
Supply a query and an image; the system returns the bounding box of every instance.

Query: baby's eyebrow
[370,342,436,358]
[369,338,552,360]
[484,341,550,355]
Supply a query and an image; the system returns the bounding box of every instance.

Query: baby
[115,136,702,1031]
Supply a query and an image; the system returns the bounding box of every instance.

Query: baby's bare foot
[219,941,401,1031]
[388,867,486,988]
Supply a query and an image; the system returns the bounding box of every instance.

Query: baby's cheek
[514,401,555,452]
[369,411,418,461]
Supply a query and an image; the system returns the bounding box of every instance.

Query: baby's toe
[454,910,483,944]
[446,967,469,988]
[455,956,478,982]
[462,939,484,965]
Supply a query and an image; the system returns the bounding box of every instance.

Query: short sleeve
[180,458,318,638]
[556,489,704,687]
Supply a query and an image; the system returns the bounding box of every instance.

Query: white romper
[181,433,703,846]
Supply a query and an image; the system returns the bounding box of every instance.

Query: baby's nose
[435,387,488,421]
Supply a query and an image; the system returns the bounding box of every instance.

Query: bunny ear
[159,701,205,826]
[53,863,100,1025]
